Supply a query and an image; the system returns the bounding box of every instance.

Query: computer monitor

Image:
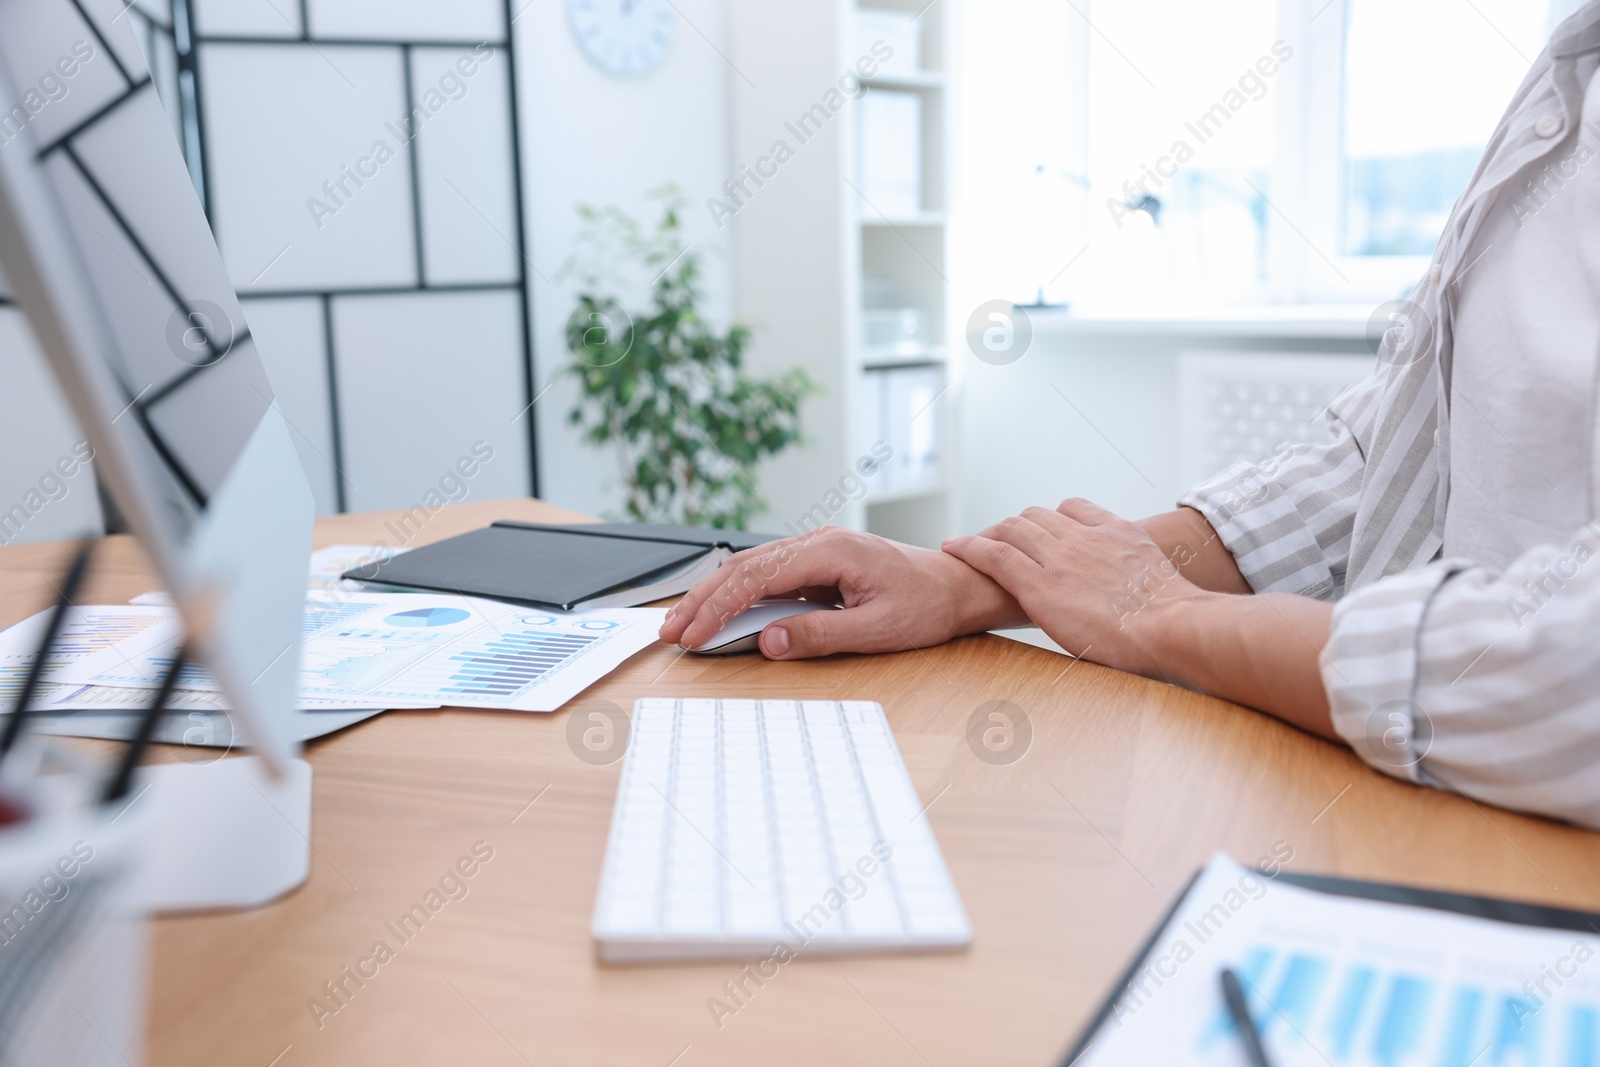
[0,0,312,771]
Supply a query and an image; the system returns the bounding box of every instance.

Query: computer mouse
[685,599,836,655]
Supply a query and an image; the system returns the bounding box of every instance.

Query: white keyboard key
[788,899,848,942]
[728,903,780,933]
[663,909,719,934]
[841,892,904,937]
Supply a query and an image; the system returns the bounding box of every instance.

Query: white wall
[958,329,1178,528]
[516,0,734,521]
[957,323,1369,532]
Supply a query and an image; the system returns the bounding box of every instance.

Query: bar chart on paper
[422,623,603,700]
[47,609,169,655]
[42,593,665,713]
[0,605,175,704]
[352,613,618,702]
[295,604,641,710]
[1078,856,1600,1067]
[1200,946,1600,1066]
[2,563,664,718]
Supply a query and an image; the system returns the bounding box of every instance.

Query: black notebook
[345,522,780,611]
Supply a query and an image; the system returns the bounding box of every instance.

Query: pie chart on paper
[384,607,471,628]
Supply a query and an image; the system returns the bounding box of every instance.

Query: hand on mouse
[658,526,1028,658]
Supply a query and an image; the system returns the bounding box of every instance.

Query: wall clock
[567,0,676,78]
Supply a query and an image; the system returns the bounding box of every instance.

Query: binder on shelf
[857,90,922,217]
[888,364,941,492]
[862,363,942,499]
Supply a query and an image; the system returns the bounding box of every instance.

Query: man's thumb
[760,607,872,659]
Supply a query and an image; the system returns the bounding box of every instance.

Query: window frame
[1062,0,1533,309]
[1273,0,1432,305]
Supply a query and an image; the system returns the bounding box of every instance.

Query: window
[1338,0,1548,259]
[987,0,1569,309]
[1080,0,1281,308]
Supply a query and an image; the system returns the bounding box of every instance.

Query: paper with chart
[53,592,667,713]
[0,600,388,740]
[1078,854,1600,1066]
[0,604,429,713]
[0,604,173,669]
[25,707,385,745]
[0,605,222,712]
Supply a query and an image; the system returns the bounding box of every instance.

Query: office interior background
[0,0,1581,548]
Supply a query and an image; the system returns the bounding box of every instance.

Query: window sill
[1025,304,1373,341]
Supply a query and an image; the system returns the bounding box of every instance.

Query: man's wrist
[1119,587,1218,684]
[1128,587,1337,737]
[936,552,1028,634]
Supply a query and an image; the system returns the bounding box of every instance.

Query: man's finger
[1019,505,1078,537]
[676,548,805,648]
[1056,497,1118,525]
[677,534,859,649]
[942,534,1038,588]
[974,514,1056,562]
[761,605,896,660]
[660,531,817,642]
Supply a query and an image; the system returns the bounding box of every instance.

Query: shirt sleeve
[1177,368,1388,601]
[1324,523,1600,829]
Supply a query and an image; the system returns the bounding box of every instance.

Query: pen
[0,539,94,761]
[1219,967,1275,1067]
[102,645,188,805]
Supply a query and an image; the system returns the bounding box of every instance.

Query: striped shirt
[1179,4,1600,828]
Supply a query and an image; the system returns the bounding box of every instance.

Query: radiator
[1176,351,1374,490]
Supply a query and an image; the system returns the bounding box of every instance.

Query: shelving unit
[728,0,959,546]
[853,0,954,545]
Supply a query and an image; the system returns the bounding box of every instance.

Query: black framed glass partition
[124,0,539,514]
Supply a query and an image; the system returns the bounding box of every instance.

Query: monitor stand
[130,757,313,912]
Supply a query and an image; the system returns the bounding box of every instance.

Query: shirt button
[1535,113,1564,138]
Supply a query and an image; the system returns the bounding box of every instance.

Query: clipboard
[1058,864,1600,1064]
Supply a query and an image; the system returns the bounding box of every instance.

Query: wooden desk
[4,498,1599,1066]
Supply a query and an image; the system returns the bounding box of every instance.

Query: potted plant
[562,186,817,530]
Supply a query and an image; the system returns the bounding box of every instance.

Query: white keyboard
[591,698,971,962]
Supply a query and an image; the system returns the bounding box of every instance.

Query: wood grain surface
[1,498,1596,1067]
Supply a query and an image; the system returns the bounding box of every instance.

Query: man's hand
[658,526,1028,658]
[943,499,1337,738]
[941,499,1204,677]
